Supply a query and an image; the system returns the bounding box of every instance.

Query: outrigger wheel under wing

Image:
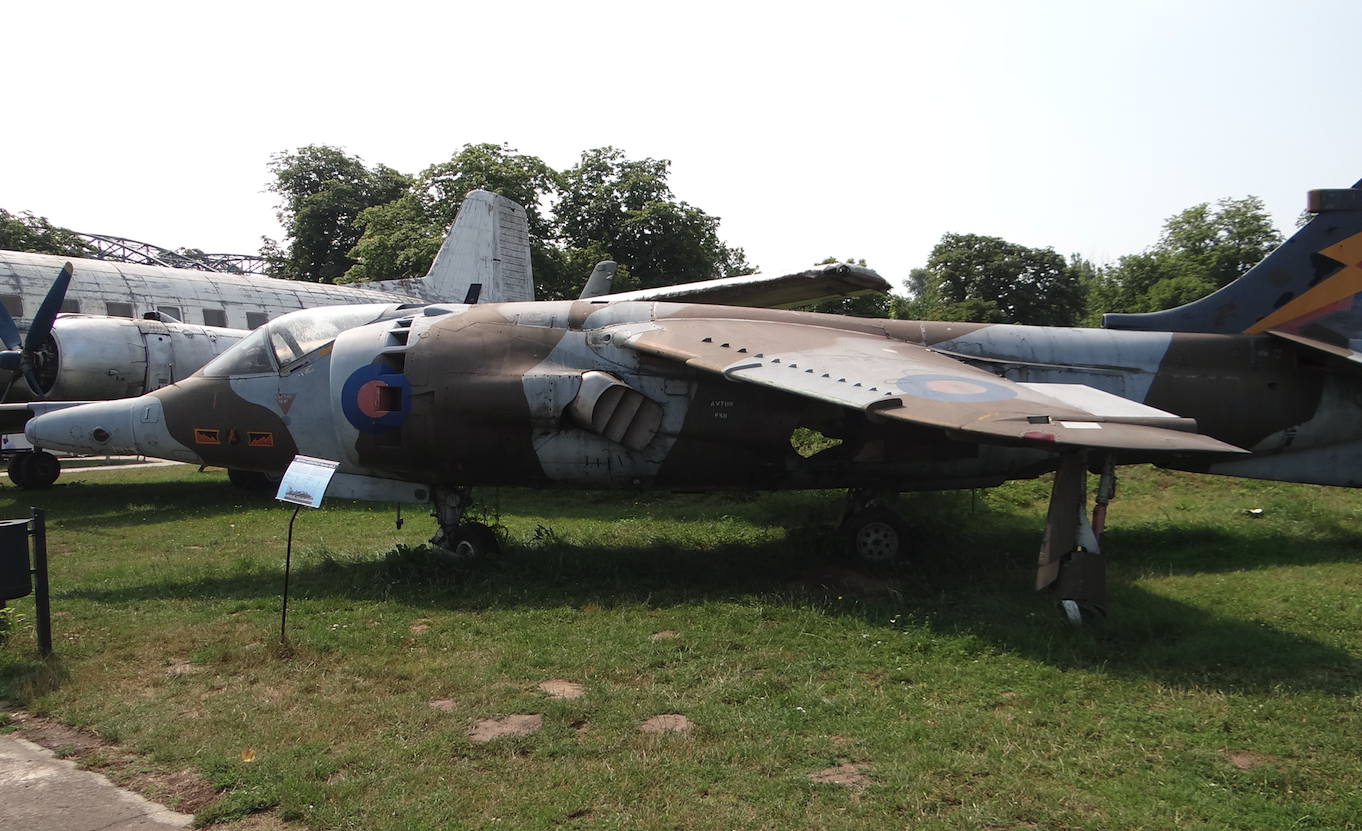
[614,316,1247,613]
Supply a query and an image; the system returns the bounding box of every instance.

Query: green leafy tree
[1091,196,1283,317]
[0,209,94,257]
[273,143,753,302]
[893,267,936,320]
[346,143,562,286]
[264,145,412,283]
[919,234,1086,326]
[554,147,754,294]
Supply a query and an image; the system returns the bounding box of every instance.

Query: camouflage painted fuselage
[131,298,1357,495]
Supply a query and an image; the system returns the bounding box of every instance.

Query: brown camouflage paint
[373,305,569,485]
[151,374,298,471]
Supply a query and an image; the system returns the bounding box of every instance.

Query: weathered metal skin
[27,296,1361,497]
[922,325,1328,457]
[26,184,1362,502]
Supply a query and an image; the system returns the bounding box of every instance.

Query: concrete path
[0,733,191,830]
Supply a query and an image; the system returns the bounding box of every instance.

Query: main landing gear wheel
[841,506,910,564]
[7,453,28,486]
[7,450,60,489]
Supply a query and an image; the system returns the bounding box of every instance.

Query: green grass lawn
[1,464,1360,829]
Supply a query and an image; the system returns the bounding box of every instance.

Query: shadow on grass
[60,515,1362,698]
[16,477,1362,697]
[0,476,272,532]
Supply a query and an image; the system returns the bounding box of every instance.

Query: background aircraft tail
[578,261,618,300]
[371,190,534,304]
[1104,180,1362,351]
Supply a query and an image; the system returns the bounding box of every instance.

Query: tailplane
[1104,179,1362,351]
[371,190,534,304]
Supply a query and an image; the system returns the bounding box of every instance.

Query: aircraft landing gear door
[143,332,175,390]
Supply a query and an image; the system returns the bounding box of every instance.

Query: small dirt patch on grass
[809,762,872,787]
[639,714,693,734]
[468,714,543,742]
[537,680,585,699]
[1220,749,1279,770]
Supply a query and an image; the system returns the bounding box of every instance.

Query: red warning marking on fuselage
[276,393,296,415]
[247,432,274,447]
[194,429,220,445]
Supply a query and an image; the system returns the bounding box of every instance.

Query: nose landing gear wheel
[448,522,500,560]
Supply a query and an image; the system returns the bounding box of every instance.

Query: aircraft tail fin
[578,261,617,299]
[370,190,534,304]
[1103,180,1362,349]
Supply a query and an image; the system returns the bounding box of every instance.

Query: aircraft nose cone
[25,398,202,463]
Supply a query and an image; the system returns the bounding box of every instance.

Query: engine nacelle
[32,316,247,400]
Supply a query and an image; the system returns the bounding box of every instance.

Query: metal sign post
[273,457,340,654]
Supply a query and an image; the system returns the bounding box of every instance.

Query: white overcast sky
[4,0,1360,292]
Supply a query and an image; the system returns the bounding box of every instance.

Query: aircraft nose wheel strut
[430,487,500,559]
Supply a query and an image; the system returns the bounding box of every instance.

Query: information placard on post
[275,456,340,508]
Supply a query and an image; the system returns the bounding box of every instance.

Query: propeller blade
[0,298,19,352]
[0,352,20,372]
[25,261,74,353]
[24,369,45,401]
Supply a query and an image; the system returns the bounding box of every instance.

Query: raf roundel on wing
[895,373,1018,403]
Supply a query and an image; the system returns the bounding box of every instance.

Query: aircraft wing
[590,263,891,309]
[619,318,1246,455]
[0,401,94,437]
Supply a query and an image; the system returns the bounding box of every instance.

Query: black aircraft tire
[7,452,31,488]
[22,451,61,489]
[450,522,500,560]
[842,507,910,564]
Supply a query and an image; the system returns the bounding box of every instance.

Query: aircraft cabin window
[157,306,182,322]
[0,296,21,319]
[246,312,269,330]
[202,309,228,328]
[60,299,80,314]
[106,302,134,318]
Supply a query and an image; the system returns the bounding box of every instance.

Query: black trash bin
[0,517,32,600]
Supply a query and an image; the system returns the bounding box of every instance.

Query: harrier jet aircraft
[31,178,1362,621]
[2,194,889,487]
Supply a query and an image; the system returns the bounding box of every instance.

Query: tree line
[2,144,1289,326]
[260,143,754,302]
[897,196,1285,327]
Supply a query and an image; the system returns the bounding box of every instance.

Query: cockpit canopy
[200,304,408,377]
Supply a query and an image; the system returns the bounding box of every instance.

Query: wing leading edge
[589,263,891,309]
[618,317,1245,456]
